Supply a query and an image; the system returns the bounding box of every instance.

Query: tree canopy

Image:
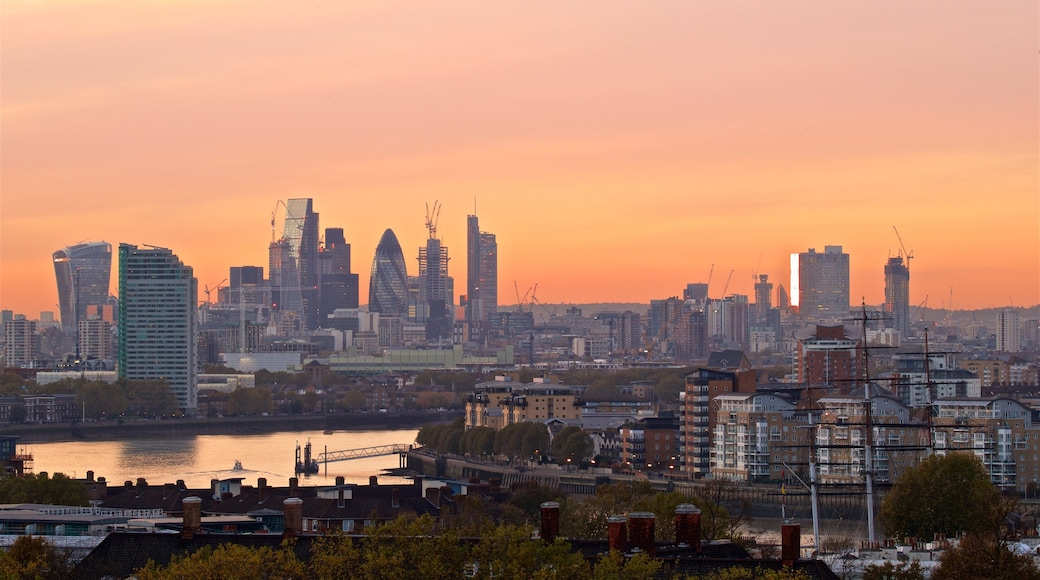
[0,472,88,506]
[880,453,1003,539]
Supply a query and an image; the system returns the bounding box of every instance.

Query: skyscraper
[117,244,198,412]
[282,199,320,329]
[884,256,911,336]
[318,227,360,324]
[369,229,408,316]
[466,214,498,324]
[52,241,112,332]
[753,274,773,324]
[793,245,850,321]
[997,309,1021,352]
[419,237,453,340]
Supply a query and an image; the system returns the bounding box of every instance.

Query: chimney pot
[181,496,202,539]
[86,470,94,481]
[283,498,304,538]
[781,520,801,566]
[608,516,629,553]
[368,475,376,486]
[674,504,701,551]
[628,512,656,556]
[540,502,560,543]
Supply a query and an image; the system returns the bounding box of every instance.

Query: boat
[233,460,243,471]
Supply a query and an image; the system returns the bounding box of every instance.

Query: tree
[460,426,496,457]
[0,472,88,506]
[552,426,592,465]
[931,532,1040,580]
[880,453,1003,540]
[123,379,178,417]
[862,561,926,580]
[0,535,76,579]
[135,541,306,580]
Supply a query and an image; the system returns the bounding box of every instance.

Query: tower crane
[720,269,735,298]
[706,263,715,297]
[204,278,227,306]
[893,226,913,268]
[425,200,442,239]
[751,250,763,283]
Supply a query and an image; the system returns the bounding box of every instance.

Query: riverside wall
[0,410,461,443]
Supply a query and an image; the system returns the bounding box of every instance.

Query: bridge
[316,444,413,469]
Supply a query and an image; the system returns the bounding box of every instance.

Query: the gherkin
[369,229,408,316]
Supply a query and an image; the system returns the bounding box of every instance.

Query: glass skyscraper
[117,244,198,412]
[52,241,112,332]
[369,229,408,316]
[466,214,497,323]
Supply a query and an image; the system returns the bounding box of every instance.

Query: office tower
[884,256,911,336]
[268,239,300,317]
[648,297,684,343]
[318,228,360,325]
[52,241,112,333]
[466,214,498,324]
[706,295,750,349]
[419,237,454,341]
[117,244,198,412]
[683,283,709,311]
[754,275,773,324]
[228,266,269,315]
[674,310,707,361]
[369,229,408,316]
[997,310,1021,352]
[792,245,850,321]
[282,199,320,329]
[3,317,38,368]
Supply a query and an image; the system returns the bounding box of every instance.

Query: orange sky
[2,1,1038,318]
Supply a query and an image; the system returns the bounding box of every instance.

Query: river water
[21,429,418,489]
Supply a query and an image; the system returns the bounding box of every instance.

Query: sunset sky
[2,1,1038,319]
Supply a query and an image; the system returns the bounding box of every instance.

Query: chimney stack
[181,496,202,539]
[540,502,560,543]
[425,487,441,508]
[607,516,628,553]
[86,470,94,481]
[289,477,299,497]
[781,520,801,566]
[283,498,304,538]
[392,489,400,508]
[674,504,701,552]
[258,478,267,502]
[368,475,377,486]
[628,512,656,556]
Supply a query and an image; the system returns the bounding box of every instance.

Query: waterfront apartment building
[464,378,583,430]
[3,317,38,368]
[678,351,756,475]
[959,359,1010,386]
[620,415,679,471]
[710,392,802,482]
[117,244,198,412]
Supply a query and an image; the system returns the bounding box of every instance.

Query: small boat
[233,460,243,471]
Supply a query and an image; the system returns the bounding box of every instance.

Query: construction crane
[705,263,715,297]
[425,200,442,239]
[751,250,763,283]
[913,293,930,323]
[204,278,227,306]
[270,200,287,243]
[720,269,735,298]
[514,281,535,313]
[893,226,913,268]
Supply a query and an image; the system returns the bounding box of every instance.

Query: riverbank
[0,410,461,443]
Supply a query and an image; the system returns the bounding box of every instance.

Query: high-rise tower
[997,310,1021,352]
[369,229,408,316]
[282,199,320,329]
[792,245,849,321]
[419,202,453,340]
[117,244,198,412]
[466,214,498,325]
[53,241,112,333]
[318,227,360,324]
[884,256,911,336]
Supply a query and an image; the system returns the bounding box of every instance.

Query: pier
[317,444,412,470]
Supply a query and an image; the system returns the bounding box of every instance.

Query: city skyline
[2,1,1037,316]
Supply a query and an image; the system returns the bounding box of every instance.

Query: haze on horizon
[2,1,1038,317]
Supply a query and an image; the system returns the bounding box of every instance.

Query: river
[21,428,418,489]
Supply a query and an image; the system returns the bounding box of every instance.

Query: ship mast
[860,302,877,543]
